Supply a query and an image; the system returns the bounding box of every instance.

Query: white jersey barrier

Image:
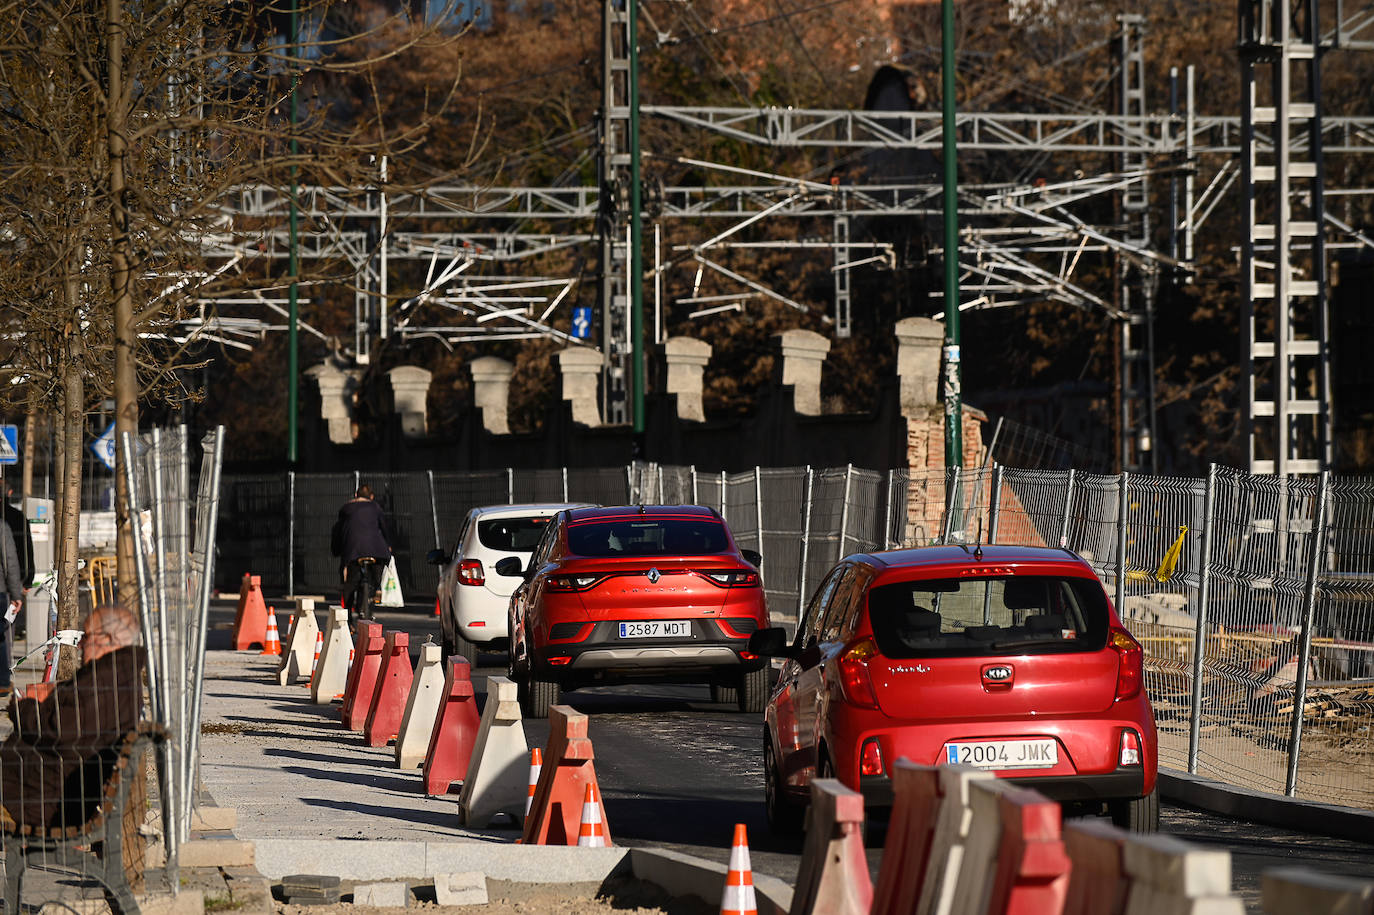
[459,676,529,828]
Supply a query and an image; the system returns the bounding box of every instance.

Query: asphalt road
[231,600,1374,911]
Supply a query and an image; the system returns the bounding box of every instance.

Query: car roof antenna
[974,517,984,560]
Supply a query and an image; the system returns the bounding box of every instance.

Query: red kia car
[498,505,771,717]
[749,544,1159,833]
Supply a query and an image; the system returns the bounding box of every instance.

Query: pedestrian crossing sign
[0,424,16,465]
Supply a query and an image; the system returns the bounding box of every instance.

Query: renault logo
[646,568,661,583]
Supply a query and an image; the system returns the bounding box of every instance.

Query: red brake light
[1109,628,1143,701]
[1119,728,1142,766]
[546,574,602,592]
[458,559,485,586]
[837,638,880,710]
[700,569,760,588]
[860,739,885,777]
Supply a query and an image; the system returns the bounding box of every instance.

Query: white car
[427,503,593,662]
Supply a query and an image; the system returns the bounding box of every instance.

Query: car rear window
[477,516,553,552]
[866,575,1109,658]
[567,518,730,557]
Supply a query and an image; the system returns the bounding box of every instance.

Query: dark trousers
[1,619,12,690]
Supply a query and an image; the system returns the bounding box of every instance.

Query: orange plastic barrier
[985,785,1072,915]
[364,631,415,747]
[341,623,385,731]
[231,574,269,651]
[521,705,609,846]
[790,778,871,915]
[422,659,481,796]
[871,759,943,915]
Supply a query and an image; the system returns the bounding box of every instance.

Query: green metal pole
[287,0,300,463]
[629,0,645,435]
[941,0,963,470]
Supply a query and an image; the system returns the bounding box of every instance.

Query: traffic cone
[576,783,608,848]
[434,596,441,617]
[720,823,758,915]
[260,607,282,656]
[524,748,543,821]
[303,631,323,688]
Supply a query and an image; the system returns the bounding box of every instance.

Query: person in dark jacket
[1,604,144,829]
[3,483,34,670]
[0,519,25,699]
[330,483,393,618]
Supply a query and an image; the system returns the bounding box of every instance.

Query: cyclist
[330,483,393,622]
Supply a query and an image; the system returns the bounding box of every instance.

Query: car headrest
[1001,578,1046,610]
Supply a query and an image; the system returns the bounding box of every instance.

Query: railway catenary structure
[192,1,1374,476]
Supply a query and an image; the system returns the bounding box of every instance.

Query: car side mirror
[747,627,790,658]
[741,549,762,568]
[493,556,524,577]
[425,549,447,565]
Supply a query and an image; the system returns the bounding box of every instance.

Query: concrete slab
[353,882,410,907]
[179,838,255,868]
[433,872,488,906]
[251,838,629,883]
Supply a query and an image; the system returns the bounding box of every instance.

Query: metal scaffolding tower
[1240,0,1331,475]
[1117,14,1158,473]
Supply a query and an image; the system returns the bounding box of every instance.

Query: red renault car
[749,544,1159,833]
[498,505,771,716]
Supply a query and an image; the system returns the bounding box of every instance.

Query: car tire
[764,738,804,835]
[455,633,478,665]
[525,678,560,719]
[710,683,738,705]
[736,665,768,713]
[1109,788,1160,833]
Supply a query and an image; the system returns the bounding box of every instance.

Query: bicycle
[343,557,382,625]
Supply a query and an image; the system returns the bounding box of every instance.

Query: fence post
[755,466,764,554]
[797,466,813,625]
[987,463,1002,544]
[287,470,296,597]
[883,468,894,550]
[838,463,853,563]
[625,464,635,503]
[1059,468,1076,547]
[427,470,441,551]
[507,467,514,504]
[658,464,665,505]
[1115,472,1129,621]
[690,465,698,504]
[720,470,727,513]
[1188,464,1217,774]
[562,466,569,502]
[1286,470,1330,797]
[941,465,960,543]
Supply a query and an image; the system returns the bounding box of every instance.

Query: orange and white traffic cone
[719,823,757,915]
[524,748,542,821]
[576,783,608,848]
[260,607,282,656]
[303,631,323,687]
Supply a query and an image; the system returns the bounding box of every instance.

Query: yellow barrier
[86,555,118,606]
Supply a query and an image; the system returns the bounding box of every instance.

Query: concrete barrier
[365,630,415,747]
[459,676,529,828]
[788,778,871,915]
[1261,866,1374,915]
[872,760,942,915]
[522,705,607,846]
[395,641,445,769]
[1121,832,1244,914]
[310,607,353,705]
[985,785,1070,915]
[278,607,319,686]
[917,766,995,915]
[1062,819,1130,915]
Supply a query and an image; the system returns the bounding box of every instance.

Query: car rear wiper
[989,638,1069,651]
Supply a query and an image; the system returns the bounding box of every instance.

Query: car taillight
[546,575,602,592]
[458,559,485,587]
[1109,627,1143,701]
[837,638,880,710]
[701,569,761,587]
[860,738,885,777]
[1119,728,1142,766]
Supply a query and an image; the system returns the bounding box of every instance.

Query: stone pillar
[305,361,362,445]
[388,366,433,438]
[557,347,603,427]
[661,336,712,422]
[895,316,944,417]
[773,328,831,416]
[468,356,515,435]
